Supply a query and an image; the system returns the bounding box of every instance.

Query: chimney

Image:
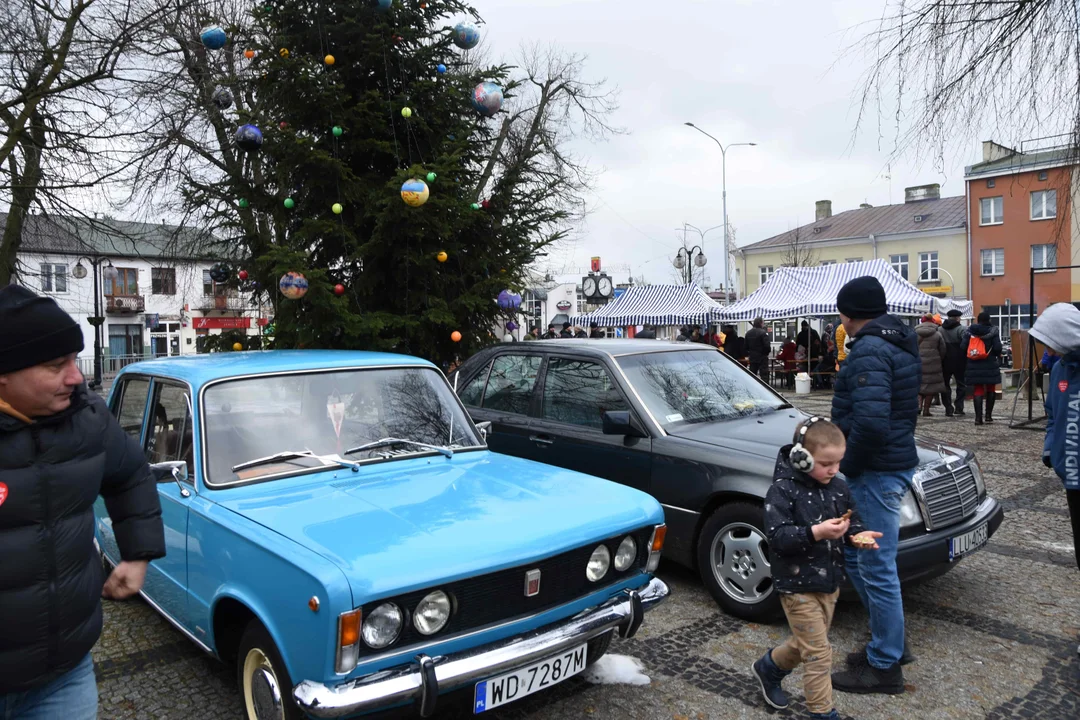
[859,203,873,209]
[815,200,832,221]
[904,184,940,203]
[982,140,1017,163]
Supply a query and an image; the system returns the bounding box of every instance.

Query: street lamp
[673,246,707,285]
[684,123,756,297]
[72,257,116,389]
[676,222,724,287]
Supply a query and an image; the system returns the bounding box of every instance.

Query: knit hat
[0,285,84,374]
[836,276,887,319]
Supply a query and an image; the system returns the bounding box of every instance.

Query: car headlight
[898,488,924,529]
[586,544,611,582]
[361,602,402,649]
[614,536,637,572]
[970,459,986,500]
[413,590,451,635]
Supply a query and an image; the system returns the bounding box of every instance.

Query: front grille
[920,465,980,530]
[358,527,654,656]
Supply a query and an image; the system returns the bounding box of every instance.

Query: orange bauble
[244,49,255,59]
[451,331,462,343]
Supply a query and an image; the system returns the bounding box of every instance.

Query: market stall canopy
[932,298,974,319]
[569,284,725,328]
[716,258,940,321]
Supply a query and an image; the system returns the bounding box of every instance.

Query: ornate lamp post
[72,256,117,389]
[673,246,708,285]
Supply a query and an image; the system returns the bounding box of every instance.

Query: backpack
[967,334,989,361]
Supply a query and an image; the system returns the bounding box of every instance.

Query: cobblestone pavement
[92,391,1080,719]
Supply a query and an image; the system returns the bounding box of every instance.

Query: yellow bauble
[279,48,290,58]
[232,342,243,351]
[324,54,335,65]
[436,251,448,263]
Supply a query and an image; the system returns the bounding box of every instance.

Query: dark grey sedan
[451,340,1004,621]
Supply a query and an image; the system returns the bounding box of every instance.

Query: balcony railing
[198,294,247,312]
[105,294,145,314]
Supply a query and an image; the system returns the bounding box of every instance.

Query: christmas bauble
[436,63,447,74]
[238,270,249,281]
[279,271,309,299]
[334,283,345,296]
[472,82,503,117]
[279,121,288,130]
[481,199,491,209]
[238,198,248,208]
[284,197,295,209]
[324,54,335,65]
[332,125,343,137]
[470,202,480,210]
[235,124,263,152]
[426,172,437,182]
[377,0,392,9]
[212,87,233,109]
[497,290,521,311]
[401,106,412,118]
[436,251,448,263]
[244,49,255,59]
[506,320,519,331]
[209,263,230,283]
[400,178,429,207]
[452,22,480,49]
[200,26,227,50]
[451,331,463,342]
[332,203,343,214]
[232,342,243,351]
[279,48,290,58]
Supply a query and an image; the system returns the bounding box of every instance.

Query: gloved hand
[1043,453,1053,469]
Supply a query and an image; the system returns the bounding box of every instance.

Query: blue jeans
[844,469,913,670]
[0,654,97,720]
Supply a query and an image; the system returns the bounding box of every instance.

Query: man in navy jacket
[829,276,921,695]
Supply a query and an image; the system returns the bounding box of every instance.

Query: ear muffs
[790,416,823,473]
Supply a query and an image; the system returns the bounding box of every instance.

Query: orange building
[965,139,1080,334]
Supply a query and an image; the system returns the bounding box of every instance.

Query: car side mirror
[475,421,492,442]
[151,460,191,498]
[602,411,647,438]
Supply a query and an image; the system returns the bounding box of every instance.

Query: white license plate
[949,522,988,560]
[473,643,587,713]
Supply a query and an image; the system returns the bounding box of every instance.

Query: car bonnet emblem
[525,569,541,597]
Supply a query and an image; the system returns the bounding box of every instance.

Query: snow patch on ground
[582,654,650,686]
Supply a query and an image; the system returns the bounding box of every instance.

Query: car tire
[237,620,303,720]
[585,630,613,666]
[697,502,782,621]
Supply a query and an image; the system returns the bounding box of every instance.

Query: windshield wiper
[344,437,454,459]
[232,450,321,473]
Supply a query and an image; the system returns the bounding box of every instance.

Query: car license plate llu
[949,522,988,560]
[473,644,588,713]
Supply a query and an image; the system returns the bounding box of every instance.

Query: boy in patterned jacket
[751,418,882,719]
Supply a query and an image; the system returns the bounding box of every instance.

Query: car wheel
[696,502,781,621]
[237,620,302,720]
[585,630,613,666]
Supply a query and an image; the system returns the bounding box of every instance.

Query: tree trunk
[0,111,45,286]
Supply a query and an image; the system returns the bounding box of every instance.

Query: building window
[759,266,774,284]
[889,254,909,280]
[918,252,939,283]
[980,196,1004,225]
[1031,189,1057,220]
[819,260,837,266]
[984,304,1035,334]
[1038,171,1048,181]
[986,178,995,188]
[202,270,235,297]
[844,258,862,263]
[109,268,138,296]
[151,267,176,295]
[39,263,68,293]
[981,248,1005,276]
[1032,243,1057,271]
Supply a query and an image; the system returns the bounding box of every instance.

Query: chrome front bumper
[293,576,669,718]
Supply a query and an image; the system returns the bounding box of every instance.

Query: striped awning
[570,284,725,327]
[932,298,974,319]
[716,258,937,321]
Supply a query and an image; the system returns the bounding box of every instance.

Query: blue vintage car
[94,350,668,719]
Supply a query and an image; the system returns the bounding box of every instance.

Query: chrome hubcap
[711,521,773,604]
[243,648,283,720]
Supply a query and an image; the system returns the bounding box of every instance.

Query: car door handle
[529,435,554,446]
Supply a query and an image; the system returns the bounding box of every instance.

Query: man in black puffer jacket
[828,276,920,696]
[0,286,165,718]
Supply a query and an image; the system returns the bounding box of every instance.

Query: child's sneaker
[751,649,791,709]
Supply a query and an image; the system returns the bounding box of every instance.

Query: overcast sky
[477,0,984,286]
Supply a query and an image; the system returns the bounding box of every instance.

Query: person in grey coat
[915,314,947,417]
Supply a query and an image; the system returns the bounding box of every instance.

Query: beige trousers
[771,590,839,715]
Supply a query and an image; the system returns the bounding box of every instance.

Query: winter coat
[0,387,166,694]
[764,446,867,594]
[1033,303,1080,490]
[746,326,772,363]
[835,324,848,363]
[915,322,947,394]
[940,318,967,375]
[589,328,604,339]
[831,314,921,478]
[961,323,1003,387]
[636,328,656,339]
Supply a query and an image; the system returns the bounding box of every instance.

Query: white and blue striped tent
[716,258,937,321]
[570,284,725,327]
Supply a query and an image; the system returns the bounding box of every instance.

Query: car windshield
[615,350,788,428]
[202,367,481,485]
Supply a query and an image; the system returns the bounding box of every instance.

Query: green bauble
[470,202,481,210]
[426,172,436,182]
[284,197,295,209]
[332,203,343,214]
[238,198,249,208]
[332,126,343,137]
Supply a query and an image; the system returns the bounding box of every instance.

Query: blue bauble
[200,26,227,50]
[235,124,264,152]
[497,289,521,311]
[377,0,392,9]
[436,63,447,74]
[452,22,480,50]
[472,82,504,117]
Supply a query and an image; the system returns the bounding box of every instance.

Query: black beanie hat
[836,276,887,319]
[946,309,963,318]
[0,285,85,374]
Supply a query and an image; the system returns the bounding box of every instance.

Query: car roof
[482,339,714,357]
[117,349,434,387]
